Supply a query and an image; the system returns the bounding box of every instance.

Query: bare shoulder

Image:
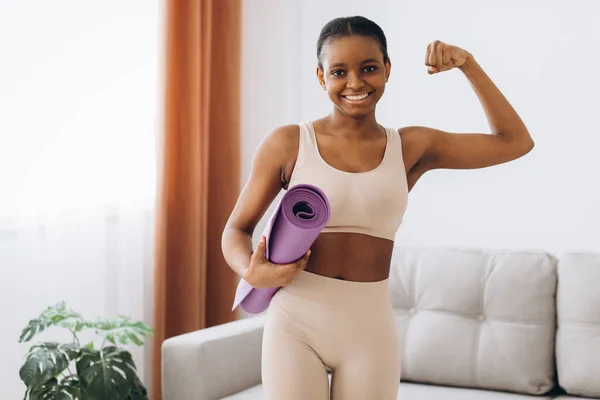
[253,124,301,185]
[259,124,300,159]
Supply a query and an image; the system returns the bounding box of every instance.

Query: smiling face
[317,35,391,119]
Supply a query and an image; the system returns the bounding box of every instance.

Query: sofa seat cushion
[220,384,263,400]
[389,247,558,395]
[398,382,557,399]
[220,381,557,400]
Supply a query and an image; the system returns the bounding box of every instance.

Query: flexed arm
[405,40,534,171]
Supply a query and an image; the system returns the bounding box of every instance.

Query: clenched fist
[425,40,473,74]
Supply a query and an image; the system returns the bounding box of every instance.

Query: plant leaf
[29,377,80,400]
[93,316,153,347]
[19,342,80,390]
[77,346,140,400]
[19,316,53,344]
[19,302,91,343]
[48,306,90,333]
[126,375,148,400]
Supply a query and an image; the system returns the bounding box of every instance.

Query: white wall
[0,1,161,398]
[242,0,600,255]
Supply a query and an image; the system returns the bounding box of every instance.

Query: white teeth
[344,93,369,101]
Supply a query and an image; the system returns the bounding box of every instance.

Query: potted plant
[18,302,153,399]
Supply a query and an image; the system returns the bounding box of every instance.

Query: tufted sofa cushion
[556,252,600,398]
[388,247,558,395]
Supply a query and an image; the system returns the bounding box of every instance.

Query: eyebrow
[329,58,381,69]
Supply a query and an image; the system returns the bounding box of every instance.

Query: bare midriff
[305,232,394,282]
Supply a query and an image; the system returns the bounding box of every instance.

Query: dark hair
[316,16,389,69]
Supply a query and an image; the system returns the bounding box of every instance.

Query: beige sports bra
[288,121,409,241]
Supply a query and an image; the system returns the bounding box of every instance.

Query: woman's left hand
[425,41,473,74]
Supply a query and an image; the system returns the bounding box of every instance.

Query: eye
[363,65,378,73]
[330,70,345,77]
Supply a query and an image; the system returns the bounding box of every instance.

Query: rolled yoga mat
[232,184,331,314]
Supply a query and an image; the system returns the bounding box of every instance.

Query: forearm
[460,57,533,145]
[221,227,253,278]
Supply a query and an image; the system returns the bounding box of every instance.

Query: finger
[424,43,432,66]
[302,249,311,262]
[297,250,311,269]
[252,235,267,260]
[428,42,437,67]
[435,43,444,69]
[279,256,309,275]
[290,256,308,271]
[428,42,440,74]
[275,264,301,284]
[442,47,452,66]
[297,259,308,270]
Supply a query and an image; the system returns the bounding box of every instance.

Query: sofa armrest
[162,315,266,400]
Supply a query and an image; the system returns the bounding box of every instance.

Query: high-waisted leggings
[262,271,401,400]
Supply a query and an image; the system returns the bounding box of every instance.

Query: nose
[346,72,365,90]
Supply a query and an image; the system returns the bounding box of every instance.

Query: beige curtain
[152,0,241,398]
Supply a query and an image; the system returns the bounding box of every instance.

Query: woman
[222,15,533,400]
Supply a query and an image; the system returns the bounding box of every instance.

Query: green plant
[18,302,153,400]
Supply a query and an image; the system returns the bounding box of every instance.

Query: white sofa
[162,246,600,399]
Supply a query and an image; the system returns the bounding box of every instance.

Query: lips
[340,91,374,104]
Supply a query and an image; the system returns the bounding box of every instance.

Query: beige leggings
[262,271,401,400]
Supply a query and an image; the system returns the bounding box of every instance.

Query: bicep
[406,126,534,171]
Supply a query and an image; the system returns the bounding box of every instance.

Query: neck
[325,108,381,138]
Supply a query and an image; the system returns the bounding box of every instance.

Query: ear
[316,66,326,90]
[385,59,392,82]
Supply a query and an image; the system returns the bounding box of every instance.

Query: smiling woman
[222,14,534,400]
[317,28,390,117]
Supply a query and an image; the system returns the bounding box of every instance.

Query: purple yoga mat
[232,184,331,314]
